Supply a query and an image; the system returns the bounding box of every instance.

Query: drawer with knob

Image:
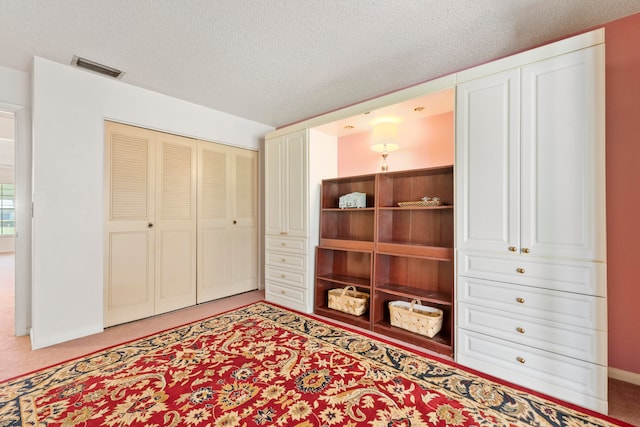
[266,265,305,288]
[457,302,606,363]
[265,251,306,270]
[266,236,307,254]
[265,282,307,309]
[457,276,606,330]
[457,251,605,296]
[456,329,607,409]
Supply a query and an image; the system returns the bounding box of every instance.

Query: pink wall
[604,13,640,375]
[337,14,640,376]
[338,112,454,176]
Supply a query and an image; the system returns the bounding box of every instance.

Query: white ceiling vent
[71,55,124,79]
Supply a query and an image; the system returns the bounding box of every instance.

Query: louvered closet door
[197,142,258,303]
[104,122,155,327]
[154,133,197,314]
[230,148,258,293]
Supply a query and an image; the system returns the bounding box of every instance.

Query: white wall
[31,57,273,349]
[0,65,32,336]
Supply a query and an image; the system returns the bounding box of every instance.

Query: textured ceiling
[1,1,639,128]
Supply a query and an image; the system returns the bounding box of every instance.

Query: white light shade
[371,121,399,152]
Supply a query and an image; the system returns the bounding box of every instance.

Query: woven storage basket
[328,286,369,316]
[397,200,442,207]
[388,299,443,338]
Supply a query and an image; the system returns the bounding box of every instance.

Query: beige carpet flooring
[0,252,638,425]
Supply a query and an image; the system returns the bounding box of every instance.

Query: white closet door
[230,148,258,293]
[104,122,155,327]
[197,142,231,302]
[154,133,197,314]
[197,142,258,303]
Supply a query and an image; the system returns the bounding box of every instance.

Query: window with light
[0,183,15,235]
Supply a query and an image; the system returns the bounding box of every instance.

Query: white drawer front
[457,277,606,330]
[265,282,308,312]
[456,330,607,402]
[458,303,606,364]
[266,236,307,254]
[266,251,306,271]
[266,265,306,288]
[457,252,606,296]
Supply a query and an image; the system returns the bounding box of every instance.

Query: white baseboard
[608,367,640,386]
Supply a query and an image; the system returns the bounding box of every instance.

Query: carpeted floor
[0,301,633,426]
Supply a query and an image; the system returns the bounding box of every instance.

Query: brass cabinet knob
[281,243,286,246]
[517,357,526,364]
[280,231,288,235]
[281,274,286,279]
[280,290,285,295]
[517,327,526,334]
[508,246,517,252]
[516,268,525,274]
[522,248,530,253]
[281,258,286,262]
[516,297,525,304]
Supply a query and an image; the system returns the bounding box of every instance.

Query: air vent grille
[72,55,124,79]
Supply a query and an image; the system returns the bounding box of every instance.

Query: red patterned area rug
[0,302,631,426]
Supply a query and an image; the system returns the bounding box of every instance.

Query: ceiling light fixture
[71,55,124,79]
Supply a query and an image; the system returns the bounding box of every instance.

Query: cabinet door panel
[105,230,154,326]
[264,137,285,235]
[155,135,197,313]
[155,229,196,313]
[198,143,232,302]
[284,131,308,236]
[231,149,258,292]
[521,45,605,260]
[456,69,520,254]
[104,122,155,327]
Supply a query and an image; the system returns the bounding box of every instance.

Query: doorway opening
[0,111,15,337]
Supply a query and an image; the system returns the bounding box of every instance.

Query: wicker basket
[328,286,369,316]
[388,299,443,338]
[397,200,442,207]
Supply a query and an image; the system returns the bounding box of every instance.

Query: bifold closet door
[154,132,197,314]
[104,122,156,327]
[197,142,258,303]
[104,122,197,327]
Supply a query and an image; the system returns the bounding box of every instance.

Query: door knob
[148,223,153,228]
[233,220,237,224]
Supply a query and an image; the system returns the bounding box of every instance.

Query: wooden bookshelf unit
[315,166,455,356]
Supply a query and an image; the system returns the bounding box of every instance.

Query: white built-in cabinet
[455,31,607,412]
[264,128,337,313]
[104,121,258,327]
[260,27,608,414]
